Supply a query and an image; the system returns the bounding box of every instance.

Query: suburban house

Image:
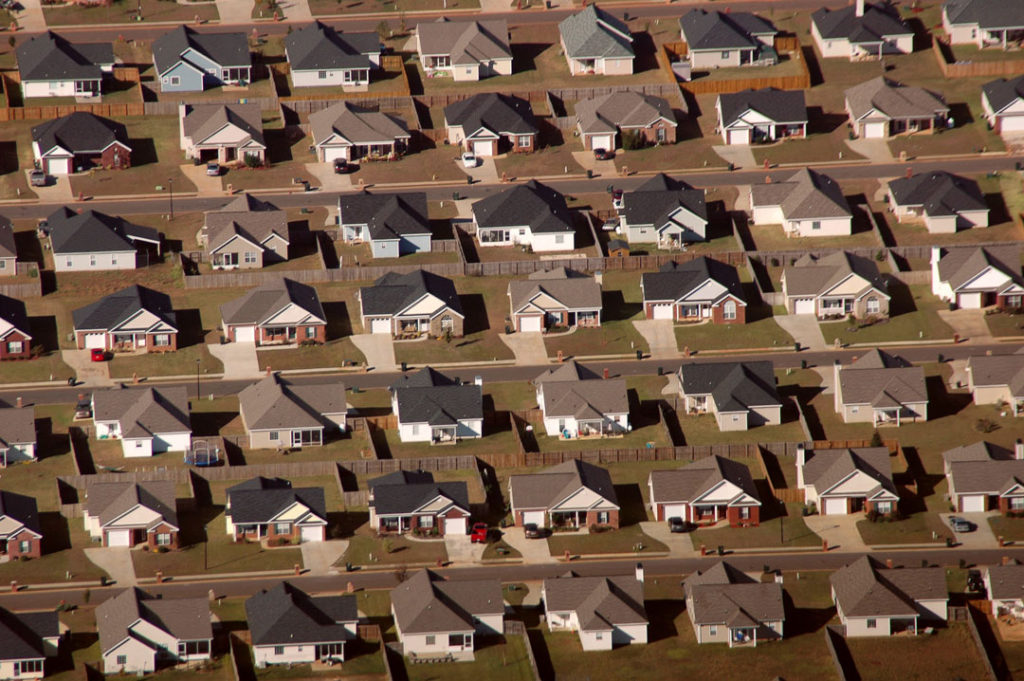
[943,0,1024,48]
[0,490,42,559]
[83,480,179,548]
[985,564,1024,617]
[92,386,192,458]
[507,267,602,333]
[811,0,914,59]
[309,101,411,163]
[179,103,267,165]
[684,562,784,646]
[834,350,929,426]
[238,373,347,449]
[389,367,483,444]
[471,180,575,251]
[391,570,504,658]
[0,295,32,360]
[285,21,380,90]
[575,91,678,151]
[72,285,178,353]
[508,459,620,529]
[887,170,990,233]
[0,607,60,679]
[715,88,808,145]
[845,77,950,139]
[96,588,211,675]
[781,251,890,319]
[17,31,113,99]
[676,361,783,432]
[416,18,512,81]
[0,405,36,464]
[0,219,15,278]
[750,168,852,237]
[46,207,160,272]
[965,351,1024,415]
[32,112,131,175]
[558,5,635,75]
[533,362,629,438]
[220,277,327,345]
[358,270,464,337]
[617,173,708,244]
[246,582,357,667]
[831,556,948,636]
[443,92,537,156]
[641,258,746,324]
[931,245,1024,309]
[543,570,648,650]
[152,25,251,92]
[944,440,1024,512]
[338,191,431,258]
[982,75,1024,134]
[202,194,289,270]
[225,477,327,543]
[648,456,761,526]
[367,470,471,536]
[679,9,778,68]
[797,444,899,515]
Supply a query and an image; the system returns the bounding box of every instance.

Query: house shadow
[178,506,225,547]
[601,290,640,322]
[430,219,454,240]
[946,101,974,127]
[0,140,20,176]
[985,192,1012,226]
[806,106,847,134]
[526,630,555,681]
[36,418,71,459]
[13,230,43,265]
[612,483,646,526]
[630,32,662,74]
[322,301,353,341]
[286,219,316,256]
[173,309,204,348]
[458,294,489,334]
[328,510,366,539]
[872,209,897,248]
[190,411,237,438]
[48,631,99,676]
[28,315,60,354]
[906,17,932,51]
[846,197,876,236]
[925,374,972,418]
[730,210,756,251]
[886,282,918,316]
[510,43,549,75]
[646,599,686,643]
[39,512,72,554]
[783,595,836,637]
[128,138,158,167]
[801,45,824,86]
[264,129,296,164]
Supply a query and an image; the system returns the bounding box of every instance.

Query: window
[274,646,285,656]
[866,619,877,629]
[65,257,72,268]
[7,341,23,354]
[851,406,859,413]
[656,126,666,142]
[518,228,526,236]
[517,135,531,147]
[595,632,604,640]
[318,71,328,80]
[419,515,434,528]
[554,234,565,244]
[866,297,879,314]
[244,251,258,264]
[153,334,170,347]
[440,315,454,332]
[0,260,4,269]
[875,502,892,514]
[269,431,279,441]
[156,533,171,545]
[116,655,128,666]
[89,255,96,266]
[448,634,464,647]
[135,441,144,448]
[811,221,821,231]
[739,507,750,519]
[1006,295,1022,308]
[709,625,718,636]
[1011,498,1024,511]
[411,424,420,436]
[306,326,316,339]
[721,51,730,59]
[596,511,609,524]
[17,660,43,674]
[275,523,291,535]
[723,300,737,320]
[425,635,436,646]
[18,540,30,553]
[111,254,118,265]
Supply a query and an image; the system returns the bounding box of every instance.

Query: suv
[333,159,355,174]
[668,517,689,533]
[470,523,489,544]
[949,516,974,533]
[29,169,47,187]
[593,148,614,161]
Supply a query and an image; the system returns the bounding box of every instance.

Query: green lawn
[752,129,866,166]
[985,310,1024,338]
[819,285,955,345]
[989,516,1024,543]
[547,524,668,557]
[43,0,218,24]
[403,635,533,681]
[256,338,366,372]
[856,505,950,546]
[342,531,448,567]
[383,427,518,459]
[254,640,384,679]
[495,145,584,180]
[615,138,727,173]
[678,413,807,446]
[308,0,478,15]
[0,524,108,586]
[107,343,223,379]
[544,320,649,358]
[674,316,794,353]
[0,352,75,384]
[483,539,523,561]
[690,502,822,550]
[355,147,468,186]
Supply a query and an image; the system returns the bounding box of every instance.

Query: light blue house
[153,26,252,93]
[338,192,431,259]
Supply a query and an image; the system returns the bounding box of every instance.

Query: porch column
[714,506,719,522]
[896,409,901,427]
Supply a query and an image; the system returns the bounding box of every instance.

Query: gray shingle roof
[310,101,410,148]
[152,25,251,76]
[285,21,377,71]
[575,91,676,135]
[649,456,760,505]
[0,405,36,448]
[46,207,158,256]
[966,354,1024,393]
[839,362,927,408]
[239,374,345,431]
[509,459,619,510]
[32,112,130,156]
[559,4,634,60]
[205,194,288,252]
[92,386,191,439]
[220,277,325,326]
[534,360,602,384]
[359,269,463,318]
[97,588,211,656]
[0,490,41,536]
[390,367,482,426]
[811,2,911,42]
[831,556,945,618]
[985,564,1024,600]
[391,569,503,635]
[936,245,1024,291]
[621,173,707,228]
[541,377,628,420]
[783,251,888,299]
[717,88,808,127]
[0,608,58,661]
[888,171,987,218]
[370,480,469,516]
[983,75,1024,113]
[444,92,537,137]
[228,486,326,524]
[417,18,512,65]
[182,103,266,150]
[751,167,851,220]
[72,285,176,333]
[17,31,112,81]
[544,573,647,630]
[508,268,601,313]
[944,0,1024,29]
[0,294,30,343]
[801,446,896,496]
[338,192,429,242]
[472,180,574,234]
[642,257,744,304]
[85,480,178,529]
[677,361,782,413]
[246,582,357,646]
[679,9,776,50]
[684,561,784,627]
[845,77,948,121]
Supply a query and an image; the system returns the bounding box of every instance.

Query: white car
[461,152,478,168]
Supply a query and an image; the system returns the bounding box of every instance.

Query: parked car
[333,159,356,174]
[90,348,107,362]
[470,523,489,544]
[523,523,544,539]
[29,169,47,187]
[949,516,974,533]
[206,162,221,177]
[668,516,689,533]
[593,148,614,161]
[461,152,478,169]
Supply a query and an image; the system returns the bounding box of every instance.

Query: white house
[965,352,1024,416]
[985,564,1024,618]
[982,75,1024,134]
[471,180,575,252]
[797,444,900,515]
[943,0,1024,48]
[508,459,621,529]
[390,367,482,444]
[17,31,114,99]
[534,362,629,438]
[92,386,191,458]
[284,22,380,90]
[831,557,948,637]
[558,5,635,76]
[811,0,913,59]
[0,406,36,464]
[887,171,990,233]
[617,173,708,244]
[543,569,648,650]
[715,88,808,146]
[247,582,358,667]
[416,18,513,81]
[0,608,60,680]
[750,168,852,237]
[83,481,179,549]
[845,77,949,139]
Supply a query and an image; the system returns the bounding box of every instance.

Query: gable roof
[17,31,112,81]
[621,173,707,228]
[649,456,760,505]
[285,21,377,71]
[983,74,1024,113]
[0,490,41,536]
[205,194,288,252]
[559,4,634,60]
[46,207,158,256]
[97,587,211,655]
[182,103,266,150]
[684,561,784,627]
[239,374,345,430]
[642,257,744,304]
[220,277,325,326]
[677,361,782,413]
[85,480,178,529]
[390,367,482,425]
[310,101,410,148]
[228,486,327,524]
[717,88,808,127]
[72,285,176,333]
[338,192,429,242]
[831,556,946,618]
[508,268,601,313]
[417,18,512,64]
[92,386,191,439]
[472,180,573,234]
[680,9,776,50]
[391,569,503,634]
[246,582,357,646]
[0,294,30,341]
[509,459,619,510]
[845,77,949,120]
[944,0,1024,29]
[544,573,647,630]
[811,2,911,42]
[937,245,1024,291]
[576,91,677,135]
[888,171,987,217]
[541,377,629,420]
[152,25,251,76]
[359,269,463,318]
[534,360,602,385]
[371,480,469,516]
[838,360,928,408]
[801,447,896,496]
[784,251,889,299]
[985,564,1024,600]
[444,92,537,137]
[32,112,130,155]
[0,608,58,661]
[966,353,1024,393]
[0,406,36,449]
[750,168,851,220]
[943,440,1024,495]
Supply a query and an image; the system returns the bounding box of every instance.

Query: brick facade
[643,297,746,324]
[427,314,463,338]
[377,508,468,536]
[513,508,620,529]
[146,523,180,550]
[725,505,760,527]
[0,330,32,360]
[259,324,326,346]
[74,330,178,353]
[2,530,42,559]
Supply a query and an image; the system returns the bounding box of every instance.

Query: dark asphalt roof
[32,112,130,155]
[444,92,538,137]
[811,2,911,42]
[392,369,482,425]
[220,277,325,326]
[17,31,112,81]
[97,588,211,656]
[371,481,470,515]
[152,25,251,76]
[0,608,58,661]
[621,173,707,227]
[888,171,987,217]
[359,270,463,317]
[983,75,1024,113]
[246,582,357,646]
[649,456,760,505]
[391,569,503,634]
[338,192,430,241]
[641,257,744,303]
[46,207,158,256]
[509,459,619,510]
[85,480,178,530]
[0,490,41,536]
[944,0,1024,30]
[677,361,782,412]
[71,285,176,332]
[783,251,889,299]
[717,88,808,127]
[471,180,574,234]
[228,487,327,524]
[285,21,378,71]
[679,9,776,50]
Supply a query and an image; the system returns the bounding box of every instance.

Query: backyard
[844,623,990,681]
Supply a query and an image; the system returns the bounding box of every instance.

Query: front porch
[395,317,431,338]
[431,424,458,445]
[559,419,623,440]
[259,326,299,345]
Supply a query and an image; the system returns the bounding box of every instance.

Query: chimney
[796,444,806,488]
[885,558,894,569]
[15,396,22,408]
[1016,439,1024,460]
[635,562,645,583]
[855,0,865,17]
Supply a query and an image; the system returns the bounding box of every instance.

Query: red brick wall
[4,530,42,559]
[998,294,1023,310]
[146,332,177,353]
[710,298,746,325]
[634,121,677,146]
[726,505,760,527]
[509,134,534,153]
[0,330,31,360]
[258,324,326,346]
[585,509,619,529]
[98,143,131,170]
[146,523,180,550]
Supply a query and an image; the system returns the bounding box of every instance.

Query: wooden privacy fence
[0,281,43,298]
[933,38,1024,78]
[663,38,812,95]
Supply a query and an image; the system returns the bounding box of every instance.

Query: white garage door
[107,529,131,547]
[652,304,673,320]
[959,292,983,309]
[370,318,391,335]
[444,517,467,536]
[45,157,72,175]
[961,495,986,513]
[794,298,816,315]
[300,525,323,543]
[472,140,493,157]
[662,504,686,521]
[84,333,106,349]
[522,511,545,526]
[1001,116,1024,132]
[520,316,542,333]
[863,122,887,139]
[727,129,749,145]
[322,147,348,163]
[234,326,256,343]
[591,134,614,151]
[823,498,848,516]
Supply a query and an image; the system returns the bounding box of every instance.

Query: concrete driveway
[804,515,867,552]
[351,334,396,372]
[305,162,354,192]
[845,138,894,162]
[180,164,224,196]
[208,342,260,379]
[712,145,755,169]
[632,320,678,358]
[458,157,499,184]
[301,540,348,575]
[640,521,700,557]
[84,547,136,585]
[775,314,827,351]
[29,173,73,202]
[571,151,616,179]
[62,350,112,386]
[942,512,999,550]
[499,332,549,365]
[937,309,992,344]
[444,534,485,565]
[501,527,556,564]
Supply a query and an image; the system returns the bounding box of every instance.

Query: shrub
[975,418,999,433]
[155,545,169,553]
[621,130,644,151]
[866,509,880,523]
[870,430,884,447]
[243,152,263,169]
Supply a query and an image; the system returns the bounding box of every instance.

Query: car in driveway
[668,517,689,533]
[593,148,614,161]
[470,523,489,544]
[206,162,221,177]
[523,523,544,539]
[949,516,975,533]
[333,159,356,174]
[29,169,48,187]
[461,152,478,168]
[90,348,107,362]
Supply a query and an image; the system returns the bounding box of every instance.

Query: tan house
[239,373,346,449]
[203,194,289,270]
[220,277,326,345]
[833,349,928,426]
[543,570,648,650]
[797,444,899,515]
[684,562,784,646]
[781,251,890,319]
[416,18,512,82]
[844,77,949,139]
[83,480,179,549]
[559,5,634,75]
[180,103,267,165]
[509,459,620,529]
[359,270,464,338]
[944,440,1024,513]
[887,171,990,234]
[831,557,948,637]
[749,168,852,237]
[507,268,601,333]
[443,92,537,157]
[575,91,677,151]
[309,101,411,163]
[677,361,782,432]
[965,350,1024,416]
[648,456,761,526]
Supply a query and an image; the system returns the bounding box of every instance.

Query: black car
[593,148,614,161]
[668,517,689,533]
[333,158,356,174]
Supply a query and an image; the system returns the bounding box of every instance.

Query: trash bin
[800,359,807,369]
[452,191,460,201]
[657,366,664,376]
[717,545,725,556]
[635,349,643,361]
[400,361,408,372]
[586,169,593,179]
[793,342,800,352]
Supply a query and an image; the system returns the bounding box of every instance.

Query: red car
[470,523,489,544]
[90,348,107,362]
